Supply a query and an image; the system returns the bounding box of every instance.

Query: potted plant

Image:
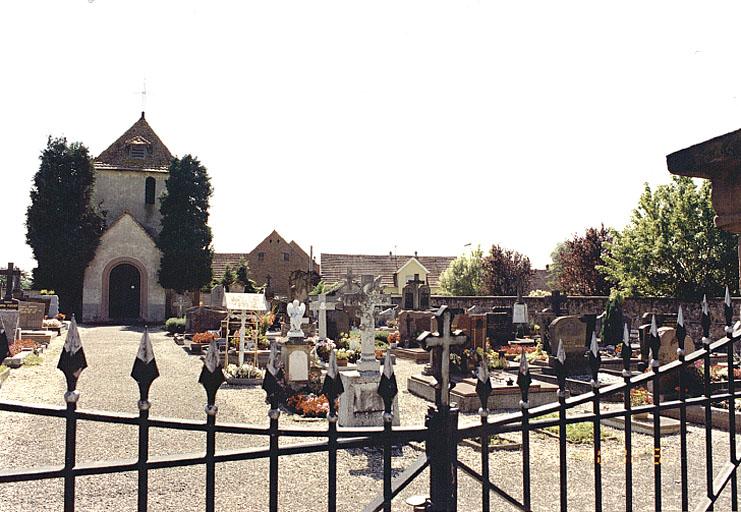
[335,349,349,367]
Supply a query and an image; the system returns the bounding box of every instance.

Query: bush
[165,317,186,334]
[375,331,390,343]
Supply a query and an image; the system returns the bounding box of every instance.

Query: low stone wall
[428,295,740,341]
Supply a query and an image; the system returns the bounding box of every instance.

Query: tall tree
[438,246,485,296]
[157,155,214,294]
[601,176,738,300]
[235,257,258,293]
[26,137,105,316]
[551,225,612,295]
[481,244,534,295]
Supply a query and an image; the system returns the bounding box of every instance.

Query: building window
[283,252,289,262]
[130,145,147,159]
[258,252,265,262]
[145,177,156,205]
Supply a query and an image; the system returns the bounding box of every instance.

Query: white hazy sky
[2,1,740,272]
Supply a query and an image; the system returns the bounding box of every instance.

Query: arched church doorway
[109,263,141,320]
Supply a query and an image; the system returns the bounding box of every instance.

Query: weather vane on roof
[140,79,147,113]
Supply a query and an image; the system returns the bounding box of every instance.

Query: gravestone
[547,315,590,375]
[486,307,513,347]
[18,301,45,330]
[548,316,587,355]
[309,294,336,340]
[0,298,19,342]
[401,274,426,311]
[288,350,309,381]
[211,285,225,308]
[657,326,679,366]
[339,276,399,426]
[419,284,431,310]
[186,306,227,334]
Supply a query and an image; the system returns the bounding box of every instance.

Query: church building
[82,113,171,323]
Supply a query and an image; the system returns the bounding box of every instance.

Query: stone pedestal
[338,370,400,427]
[280,336,312,387]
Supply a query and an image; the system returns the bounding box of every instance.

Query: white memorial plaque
[513,303,529,324]
[289,351,308,381]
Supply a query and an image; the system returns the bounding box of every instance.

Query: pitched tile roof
[94,112,173,172]
[319,253,456,289]
[212,253,249,281]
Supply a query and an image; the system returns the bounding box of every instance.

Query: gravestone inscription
[18,301,45,330]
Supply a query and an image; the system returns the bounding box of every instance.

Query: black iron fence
[1,302,740,511]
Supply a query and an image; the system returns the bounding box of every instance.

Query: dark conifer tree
[26,137,105,316]
[157,155,213,293]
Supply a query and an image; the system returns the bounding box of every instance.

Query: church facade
[82,113,170,323]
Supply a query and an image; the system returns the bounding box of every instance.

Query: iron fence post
[137,400,150,512]
[63,391,79,512]
[703,335,714,510]
[269,401,280,512]
[205,405,217,512]
[725,324,738,512]
[328,411,338,512]
[426,405,459,512]
[383,411,393,512]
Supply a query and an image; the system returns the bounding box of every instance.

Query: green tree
[235,258,258,292]
[551,225,612,295]
[601,176,738,300]
[438,246,484,295]
[157,155,214,293]
[481,244,533,295]
[220,265,236,291]
[26,137,105,316]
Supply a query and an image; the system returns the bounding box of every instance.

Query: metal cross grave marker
[418,305,467,407]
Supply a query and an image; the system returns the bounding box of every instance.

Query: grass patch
[537,412,613,444]
[23,354,43,366]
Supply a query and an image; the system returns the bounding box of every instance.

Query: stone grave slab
[407,372,558,412]
[602,414,681,436]
[338,369,400,426]
[18,302,45,330]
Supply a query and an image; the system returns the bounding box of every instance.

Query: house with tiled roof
[213,230,319,298]
[82,113,172,323]
[320,253,455,295]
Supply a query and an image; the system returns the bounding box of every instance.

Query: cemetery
[5,5,741,509]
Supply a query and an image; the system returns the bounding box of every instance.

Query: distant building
[319,253,455,295]
[82,113,171,323]
[320,252,550,296]
[213,230,318,298]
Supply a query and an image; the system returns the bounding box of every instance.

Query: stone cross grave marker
[309,293,336,340]
[175,295,187,317]
[418,306,468,407]
[356,276,382,374]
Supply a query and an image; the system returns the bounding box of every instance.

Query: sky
[3,1,741,272]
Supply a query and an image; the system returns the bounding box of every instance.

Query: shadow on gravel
[346,446,405,480]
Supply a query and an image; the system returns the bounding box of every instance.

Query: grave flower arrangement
[8,340,40,357]
[225,363,264,379]
[42,318,62,330]
[192,332,217,345]
[286,393,330,418]
[315,339,336,362]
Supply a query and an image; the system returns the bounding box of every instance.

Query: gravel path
[0,326,737,511]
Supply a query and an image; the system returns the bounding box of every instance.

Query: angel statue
[287,300,306,336]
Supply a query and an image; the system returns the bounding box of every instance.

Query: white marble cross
[175,295,186,318]
[419,306,467,407]
[310,294,336,340]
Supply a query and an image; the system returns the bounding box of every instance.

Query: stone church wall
[82,214,166,323]
[93,169,168,236]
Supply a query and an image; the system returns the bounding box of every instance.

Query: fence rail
[1,303,740,511]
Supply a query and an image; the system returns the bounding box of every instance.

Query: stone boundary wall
[427,295,740,341]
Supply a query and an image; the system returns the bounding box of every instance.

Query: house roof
[319,253,455,290]
[528,269,551,293]
[212,253,249,281]
[94,112,173,172]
